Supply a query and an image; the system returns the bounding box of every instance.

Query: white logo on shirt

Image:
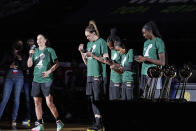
[36,53,45,69]
[92,44,96,52]
[88,44,96,60]
[122,56,127,67]
[112,53,117,60]
[144,44,152,57]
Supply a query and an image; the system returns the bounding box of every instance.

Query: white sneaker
[22,120,31,126]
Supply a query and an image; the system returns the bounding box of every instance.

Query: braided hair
[143,21,168,64]
[107,28,120,47]
[143,21,161,38]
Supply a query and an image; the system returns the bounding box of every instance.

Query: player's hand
[78,44,84,52]
[110,65,115,70]
[42,70,51,78]
[86,52,93,57]
[135,55,146,63]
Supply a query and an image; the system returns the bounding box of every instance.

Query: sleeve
[114,51,121,64]
[143,41,148,56]
[101,40,108,55]
[128,49,133,63]
[86,42,90,51]
[49,48,58,62]
[156,38,165,54]
[123,49,133,71]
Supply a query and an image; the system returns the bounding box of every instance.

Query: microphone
[29,44,36,57]
[81,49,87,53]
[30,44,36,50]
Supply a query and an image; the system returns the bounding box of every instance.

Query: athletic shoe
[35,119,44,126]
[56,120,64,131]
[12,120,17,127]
[22,120,31,126]
[31,123,44,131]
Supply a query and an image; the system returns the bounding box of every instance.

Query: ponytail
[85,20,100,37]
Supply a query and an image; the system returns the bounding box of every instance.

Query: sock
[95,117,101,126]
[55,117,60,122]
[37,119,42,124]
[12,120,16,122]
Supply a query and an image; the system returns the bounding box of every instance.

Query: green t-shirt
[101,63,107,78]
[87,38,108,77]
[110,50,122,83]
[121,49,134,82]
[32,47,57,83]
[141,37,165,75]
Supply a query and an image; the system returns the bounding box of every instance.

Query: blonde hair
[85,20,100,37]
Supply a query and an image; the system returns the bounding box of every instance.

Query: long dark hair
[143,21,161,38]
[107,28,120,47]
[85,20,100,37]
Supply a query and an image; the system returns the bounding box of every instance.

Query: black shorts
[109,80,121,100]
[86,76,103,101]
[121,82,134,100]
[31,81,53,97]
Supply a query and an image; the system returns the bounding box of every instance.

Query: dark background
[0,0,196,127]
[0,0,196,65]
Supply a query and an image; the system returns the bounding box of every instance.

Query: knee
[34,100,42,107]
[46,100,54,108]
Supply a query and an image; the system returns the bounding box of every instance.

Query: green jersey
[110,50,122,83]
[32,47,57,83]
[102,63,107,78]
[141,37,165,75]
[121,49,134,82]
[87,38,108,77]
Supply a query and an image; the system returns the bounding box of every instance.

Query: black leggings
[90,96,100,115]
[92,102,100,115]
